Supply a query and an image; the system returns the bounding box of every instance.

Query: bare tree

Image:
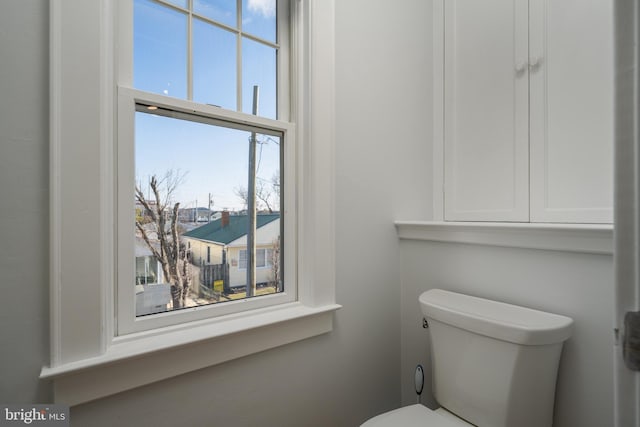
[234,170,280,213]
[270,170,280,201]
[255,180,276,213]
[233,185,249,210]
[270,236,281,291]
[135,171,191,309]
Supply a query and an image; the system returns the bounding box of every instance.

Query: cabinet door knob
[515,61,528,75]
[529,56,543,71]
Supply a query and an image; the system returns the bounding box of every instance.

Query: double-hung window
[44,0,337,405]
[117,0,295,333]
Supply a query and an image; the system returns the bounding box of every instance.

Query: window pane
[256,248,265,267]
[239,250,247,269]
[134,109,282,317]
[193,19,238,109]
[134,0,188,99]
[242,39,277,119]
[194,0,237,28]
[242,0,276,42]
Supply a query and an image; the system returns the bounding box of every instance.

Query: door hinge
[623,311,640,371]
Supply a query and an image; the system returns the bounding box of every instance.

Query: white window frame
[42,0,338,406]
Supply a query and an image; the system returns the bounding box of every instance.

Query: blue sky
[133,0,280,211]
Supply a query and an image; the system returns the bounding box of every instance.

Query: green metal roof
[182,213,280,245]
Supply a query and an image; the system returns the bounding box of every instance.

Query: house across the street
[182,211,280,292]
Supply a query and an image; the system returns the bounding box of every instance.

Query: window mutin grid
[133,0,282,119]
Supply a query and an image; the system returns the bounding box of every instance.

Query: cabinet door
[444,0,530,221]
[529,0,613,223]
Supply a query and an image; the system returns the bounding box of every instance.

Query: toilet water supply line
[415,365,425,404]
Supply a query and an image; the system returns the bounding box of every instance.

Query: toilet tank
[420,289,573,427]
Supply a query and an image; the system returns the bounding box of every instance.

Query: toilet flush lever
[415,365,425,404]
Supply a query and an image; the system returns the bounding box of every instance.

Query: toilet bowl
[360,289,573,427]
[361,405,471,427]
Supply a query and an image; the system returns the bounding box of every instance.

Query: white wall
[0,0,52,404]
[0,0,431,425]
[2,1,614,426]
[400,241,614,427]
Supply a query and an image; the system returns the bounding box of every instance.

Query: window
[118,0,292,331]
[130,105,284,320]
[239,249,246,269]
[133,0,283,119]
[46,0,337,405]
[239,248,273,269]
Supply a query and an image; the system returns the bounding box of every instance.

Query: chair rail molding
[395,221,613,255]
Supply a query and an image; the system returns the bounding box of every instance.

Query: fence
[200,263,230,295]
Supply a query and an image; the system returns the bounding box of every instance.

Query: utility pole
[208,193,213,223]
[246,85,259,298]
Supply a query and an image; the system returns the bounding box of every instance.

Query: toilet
[362,289,573,427]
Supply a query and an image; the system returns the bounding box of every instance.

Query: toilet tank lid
[420,289,573,345]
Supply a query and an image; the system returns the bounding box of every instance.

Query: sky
[133,0,280,211]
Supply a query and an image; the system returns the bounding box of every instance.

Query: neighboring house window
[257,248,270,268]
[239,248,273,269]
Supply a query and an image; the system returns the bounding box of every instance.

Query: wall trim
[41,304,339,406]
[395,221,613,254]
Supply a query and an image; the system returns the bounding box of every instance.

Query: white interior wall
[1,1,615,426]
[400,241,614,427]
[0,0,52,404]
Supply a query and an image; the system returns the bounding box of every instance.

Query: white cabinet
[439,0,613,223]
[443,0,530,221]
[528,0,613,223]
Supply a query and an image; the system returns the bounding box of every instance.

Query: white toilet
[362,289,573,427]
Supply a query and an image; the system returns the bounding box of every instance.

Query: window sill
[395,221,613,254]
[40,303,341,406]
